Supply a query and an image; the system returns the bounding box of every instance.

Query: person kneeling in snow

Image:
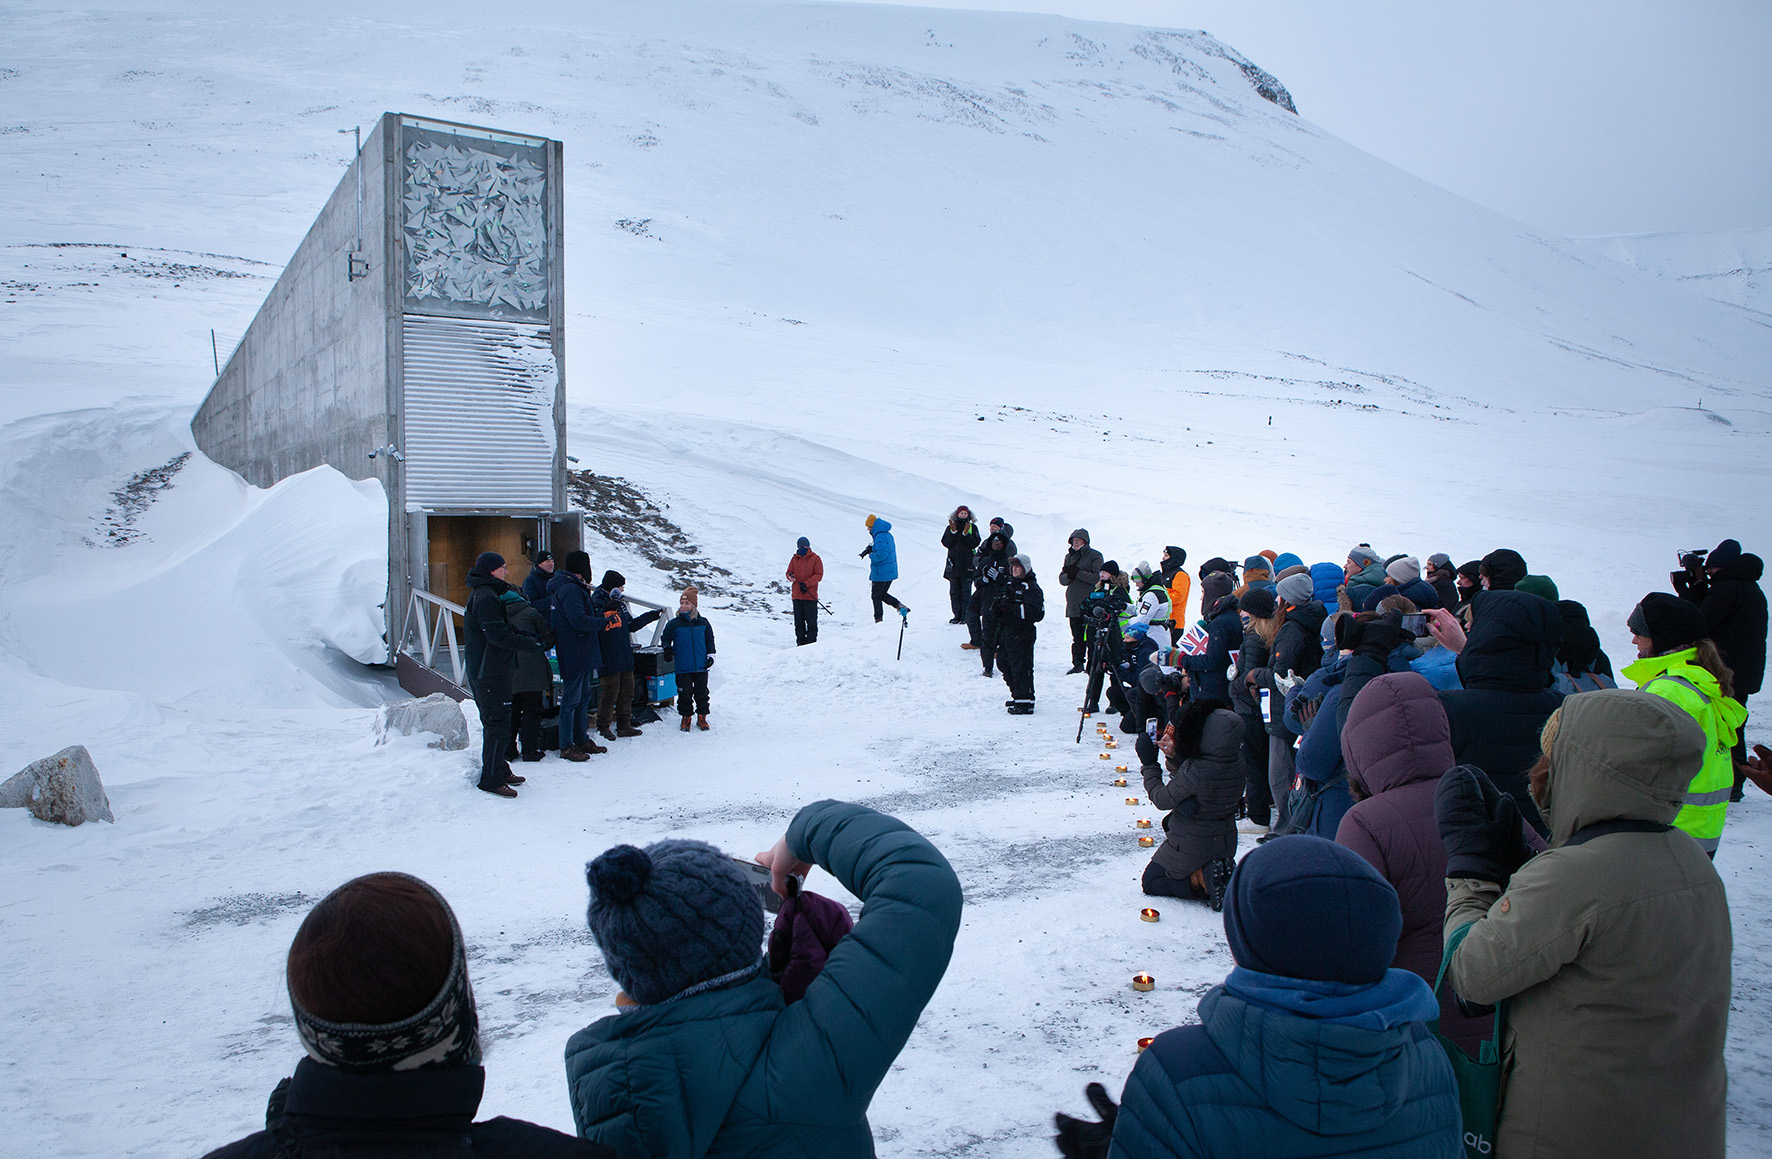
[659,585,716,732]
[565,800,962,1159]
[1053,836,1460,1159]
[1133,700,1243,910]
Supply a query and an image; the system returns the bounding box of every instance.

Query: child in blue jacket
[660,585,716,731]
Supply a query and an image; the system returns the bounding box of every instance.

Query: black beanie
[1238,588,1278,619]
[472,552,505,574]
[533,550,552,565]
[601,570,627,590]
[1101,559,1121,576]
[1223,835,1402,985]
[1709,539,1742,570]
[564,550,592,579]
[1199,556,1235,579]
[1480,549,1528,591]
[1627,592,1705,653]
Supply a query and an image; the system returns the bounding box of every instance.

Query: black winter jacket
[589,587,662,675]
[1142,707,1245,876]
[941,521,980,577]
[505,596,555,695]
[200,1058,605,1159]
[1438,590,1565,837]
[1230,627,1270,716]
[463,569,541,691]
[1180,594,1243,705]
[1694,554,1767,696]
[974,537,1016,596]
[993,571,1045,638]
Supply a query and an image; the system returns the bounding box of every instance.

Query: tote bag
[1432,923,1506,1159]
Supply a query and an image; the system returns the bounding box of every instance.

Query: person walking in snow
[1058,529,1105,674]
[550,551,606,762]
[591,571,663,743]
[1437,690,1731,1159]
[994,554,1044,714]
[1054,836,1460,1159]
[786,537,823,646]
[941,506,980,625]
[860,514,906,622]
[200,873,608,1159]
[565,800,962,1158]
[462,552,545,798]
[660,585,716,732]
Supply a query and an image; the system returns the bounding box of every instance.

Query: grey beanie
[585,839,763,1006]
[1348,545,1380,567]
[1427,553,1452,571]
[1386,556,1422,584]
[1013,553,1034,573]
[1276,572,1314,607]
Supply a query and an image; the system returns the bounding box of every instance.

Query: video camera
[1672,549,1711,600]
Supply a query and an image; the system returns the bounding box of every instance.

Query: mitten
[1135,731,1159,768]
[704,655,714,668]
[1435,765,1533,885]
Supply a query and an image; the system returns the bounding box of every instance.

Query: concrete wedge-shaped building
[191,112,579,692]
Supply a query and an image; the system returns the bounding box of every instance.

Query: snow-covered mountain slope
[1580,227,1772,316]
[2,2,1770,1156]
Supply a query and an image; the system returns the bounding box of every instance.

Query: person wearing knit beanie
[1626,592,1705,656]
[1385,556,1422,585]
[1238,587,1278,620]
[662,586,715,730]
[1480,549,1528,592]
[1200,570,1235,606]
[1516,575,1560,602]
[472,551,506,576]
[1276,572,1314,609]
[1063,835,1457,1157]
[1347,544,1380,569]
[600,569,626,592]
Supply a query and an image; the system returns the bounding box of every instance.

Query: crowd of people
[208,524,1765,1157]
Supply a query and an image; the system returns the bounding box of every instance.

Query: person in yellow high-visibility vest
[1622,593,1747,857]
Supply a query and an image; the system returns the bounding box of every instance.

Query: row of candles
[1091,714,1160,1054]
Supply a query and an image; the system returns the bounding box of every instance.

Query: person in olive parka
[463,552,545,798]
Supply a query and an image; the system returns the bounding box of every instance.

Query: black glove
[1054,1082,1118,1159]
[1435,765,1533,885]
[1346,613,1404,662]
[1135,731,1159,768]
[859,546,871,558]
[704,655,713,668]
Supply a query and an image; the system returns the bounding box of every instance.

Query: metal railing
[397,587,671,686]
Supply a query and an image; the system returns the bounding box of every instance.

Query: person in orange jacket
[787,537,824,645]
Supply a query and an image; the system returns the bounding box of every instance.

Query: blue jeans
[559,669,596,750]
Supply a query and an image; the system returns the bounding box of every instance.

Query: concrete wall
[192,116,396,493]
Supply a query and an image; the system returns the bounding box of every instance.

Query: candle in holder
[1140,907,1160,922]
[1125,797,1139,805]
[1100,753,1112,760]
[1138,835,1156,847]
[1135,818,1152,829]
[1115,765,1128,773]
[1132,973,1155,992]
[1137,1036,1156,1052]
[1112,777,1128,787]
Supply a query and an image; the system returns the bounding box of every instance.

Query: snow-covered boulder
[376,694,470,751]
[0,745,115,826]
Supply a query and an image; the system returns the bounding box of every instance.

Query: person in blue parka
[1053,835,1460,1159]
[565,800,963,1159]
[860,514,906,622]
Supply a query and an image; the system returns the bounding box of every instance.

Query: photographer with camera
[940,506,979,625]
[1080,562,1131,715]
[1674,539,1767,799]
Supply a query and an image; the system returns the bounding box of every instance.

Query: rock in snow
[377,694,470,751]
[0,745,115,826]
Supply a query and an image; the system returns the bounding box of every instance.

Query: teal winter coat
[563,801,963,1159]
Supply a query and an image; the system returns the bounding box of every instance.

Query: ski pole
[1076,632,1096,743]
[896,613,906,661]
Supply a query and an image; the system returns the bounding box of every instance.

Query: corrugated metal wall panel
[402,314,556,508]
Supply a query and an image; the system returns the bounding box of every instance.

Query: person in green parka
[564,800,963,1159]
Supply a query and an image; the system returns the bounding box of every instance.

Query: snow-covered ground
[1581,227,1772,317]
[2,2,1770,1155]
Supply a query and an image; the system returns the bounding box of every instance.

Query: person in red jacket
[786,536,824,645]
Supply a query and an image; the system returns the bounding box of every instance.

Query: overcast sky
[834,0,1772,238]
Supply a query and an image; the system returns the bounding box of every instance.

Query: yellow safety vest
[1623,649,1746,852]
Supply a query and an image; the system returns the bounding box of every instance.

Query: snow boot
[572,738,608,756]
[1207,857,1234,913]
[696,714,710,731]
[1007,699,1034,715]
[981,667,994,677]
[478,781,517,798]
[503,772,526,786]
[561,745,590,762]
[598,725,618,743]
[616,724,644,738]
[898,606,910,618]
[948,616,964,625]
[680,716,692,732]
[961,642,979,651]
[1065,664,1085,675]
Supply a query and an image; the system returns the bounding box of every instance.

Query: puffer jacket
[499,590,555,695]
[940,519,979,577]
[993,568,1045,639]
[550,571,602,680]
[1058,530,1106,618]
[1444,690,1731,1159]
[1694,550,1766,695]
[564,801,963,1159]
[973,533,1015,597]
[1438,590,1564,836]
[1251,601,1326,738]
[463,568,539,690]
[1309,562,1343,606]
[1357,577,1441,612]
[1229,626,1270,716]
[1336,672,1489,1056]
[864,519,898,582]
[1142,708,1244,876]
[1179,594,1243,704]
[1108,982,1460,1159]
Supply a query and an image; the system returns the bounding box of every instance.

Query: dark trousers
[470,672,513,789]
[506,690,544,760]
[1069,616,1090,667]
[1733,711,1750,796]
[871,580,903,620]
[999,627,1036,701]
[966,588,986,647]
[948,570,971,620]
[677,670,711,717]
[979,609,1001,673]
[1239,710,1272,825]
[596,670,635,729]
[1141,859,1201,899]
[793,599,818,645]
